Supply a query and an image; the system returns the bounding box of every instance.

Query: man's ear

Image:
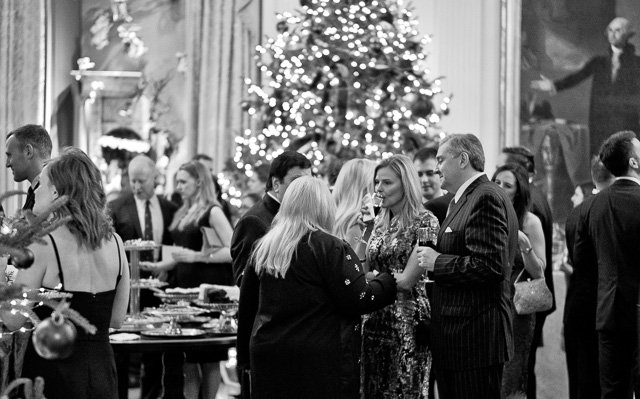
[629,156,639,170]
[272,177,281,194]
[459,152,470,169]
[24,144,34,159]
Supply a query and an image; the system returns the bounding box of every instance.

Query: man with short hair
[5,124,53,210]
[414,147,454,224]
[497,145,555,398]
[585,131,640,397]
[232,150,312,399]
[419,134,519,398]
[563,156,614,399]
[108,155,178,399]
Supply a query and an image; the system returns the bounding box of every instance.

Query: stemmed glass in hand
[358,194,383,245]
[417,219,438,282]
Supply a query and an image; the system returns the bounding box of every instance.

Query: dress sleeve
[317,235,396,317]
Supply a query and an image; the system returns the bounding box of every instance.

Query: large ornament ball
[411,97,434,118]
[11,248,35,269]
[32,314,77,360]
[276,21,288,33]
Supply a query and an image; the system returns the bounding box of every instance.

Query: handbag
[513,269,552,315]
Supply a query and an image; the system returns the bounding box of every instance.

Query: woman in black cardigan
[239,176,396,399]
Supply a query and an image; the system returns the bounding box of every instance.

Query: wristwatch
[522,247,533,254]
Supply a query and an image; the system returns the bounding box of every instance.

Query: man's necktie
[141,200,154,262]
[23,185,36,211]
[446,198,455,218]
[144,200,153,241]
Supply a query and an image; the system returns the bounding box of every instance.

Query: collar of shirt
[31,174,41,190]
[267,191,280,204]
[615,176,640,186]
[611,45,623,58]
[454,172,484,204]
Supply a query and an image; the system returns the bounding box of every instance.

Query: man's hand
[417,246,439,272]
[530,74,556,94]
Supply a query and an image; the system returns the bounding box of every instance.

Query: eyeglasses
[417,170,442,178]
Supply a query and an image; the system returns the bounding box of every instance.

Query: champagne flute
[372,194,383,215]
[417,223,437,283]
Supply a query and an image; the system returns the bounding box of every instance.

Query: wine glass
[417,221,438,283]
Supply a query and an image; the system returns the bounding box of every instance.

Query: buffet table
[111,333,236,399]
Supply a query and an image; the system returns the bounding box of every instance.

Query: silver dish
[140,328,207,338]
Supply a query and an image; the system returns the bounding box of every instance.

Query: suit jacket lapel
[439,175,487,233]
[125,194,144,238]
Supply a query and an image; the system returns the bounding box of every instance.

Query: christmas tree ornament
[10,248,35,270]
[230,0,451,194]
[411,96,434,118]
[32,312,78,360]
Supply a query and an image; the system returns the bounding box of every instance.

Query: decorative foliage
[0,193,71,266]
[0,192,96,357]
[232,0,450,183]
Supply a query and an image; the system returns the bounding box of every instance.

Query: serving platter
[141,328,207,338]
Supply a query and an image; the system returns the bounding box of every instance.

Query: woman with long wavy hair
[244,176,396,398]
[361,154,439,399]
[332,158,377,260]
[3,147,130,399]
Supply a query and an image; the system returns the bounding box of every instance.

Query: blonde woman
[240,176,396,398]
[142,160,233,399]
[361,154,439,398]
[332,158,377,260]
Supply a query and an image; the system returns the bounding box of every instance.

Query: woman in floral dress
[361,154,439,399]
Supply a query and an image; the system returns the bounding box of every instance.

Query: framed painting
[506,0,640,225]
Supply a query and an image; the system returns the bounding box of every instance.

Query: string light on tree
[224,0,450,198]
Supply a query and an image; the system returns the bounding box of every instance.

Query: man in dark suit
[232,151,312,399]
[531,17,640,155]
[108,155,177,399]
[414,146,454,224]
[418,134,519,398]
[584,131,640,397]
[497,146,555,399]
[5,124,52,211]
[564,157,613,399]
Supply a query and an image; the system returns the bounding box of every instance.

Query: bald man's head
[128,155,157,200]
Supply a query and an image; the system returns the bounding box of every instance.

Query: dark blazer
[230,194,280,287]
[554,44,640,155]
[585,179,640,331]
[232,193,280,373]
[107,193,177,246]
[564,198,598,327]
[424,192,454,225]
[432,175,519,370]
[564,198,601,399]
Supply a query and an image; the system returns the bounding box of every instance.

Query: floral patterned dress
[361,211,438,399]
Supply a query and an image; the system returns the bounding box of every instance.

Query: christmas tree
[223,0,450,202]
